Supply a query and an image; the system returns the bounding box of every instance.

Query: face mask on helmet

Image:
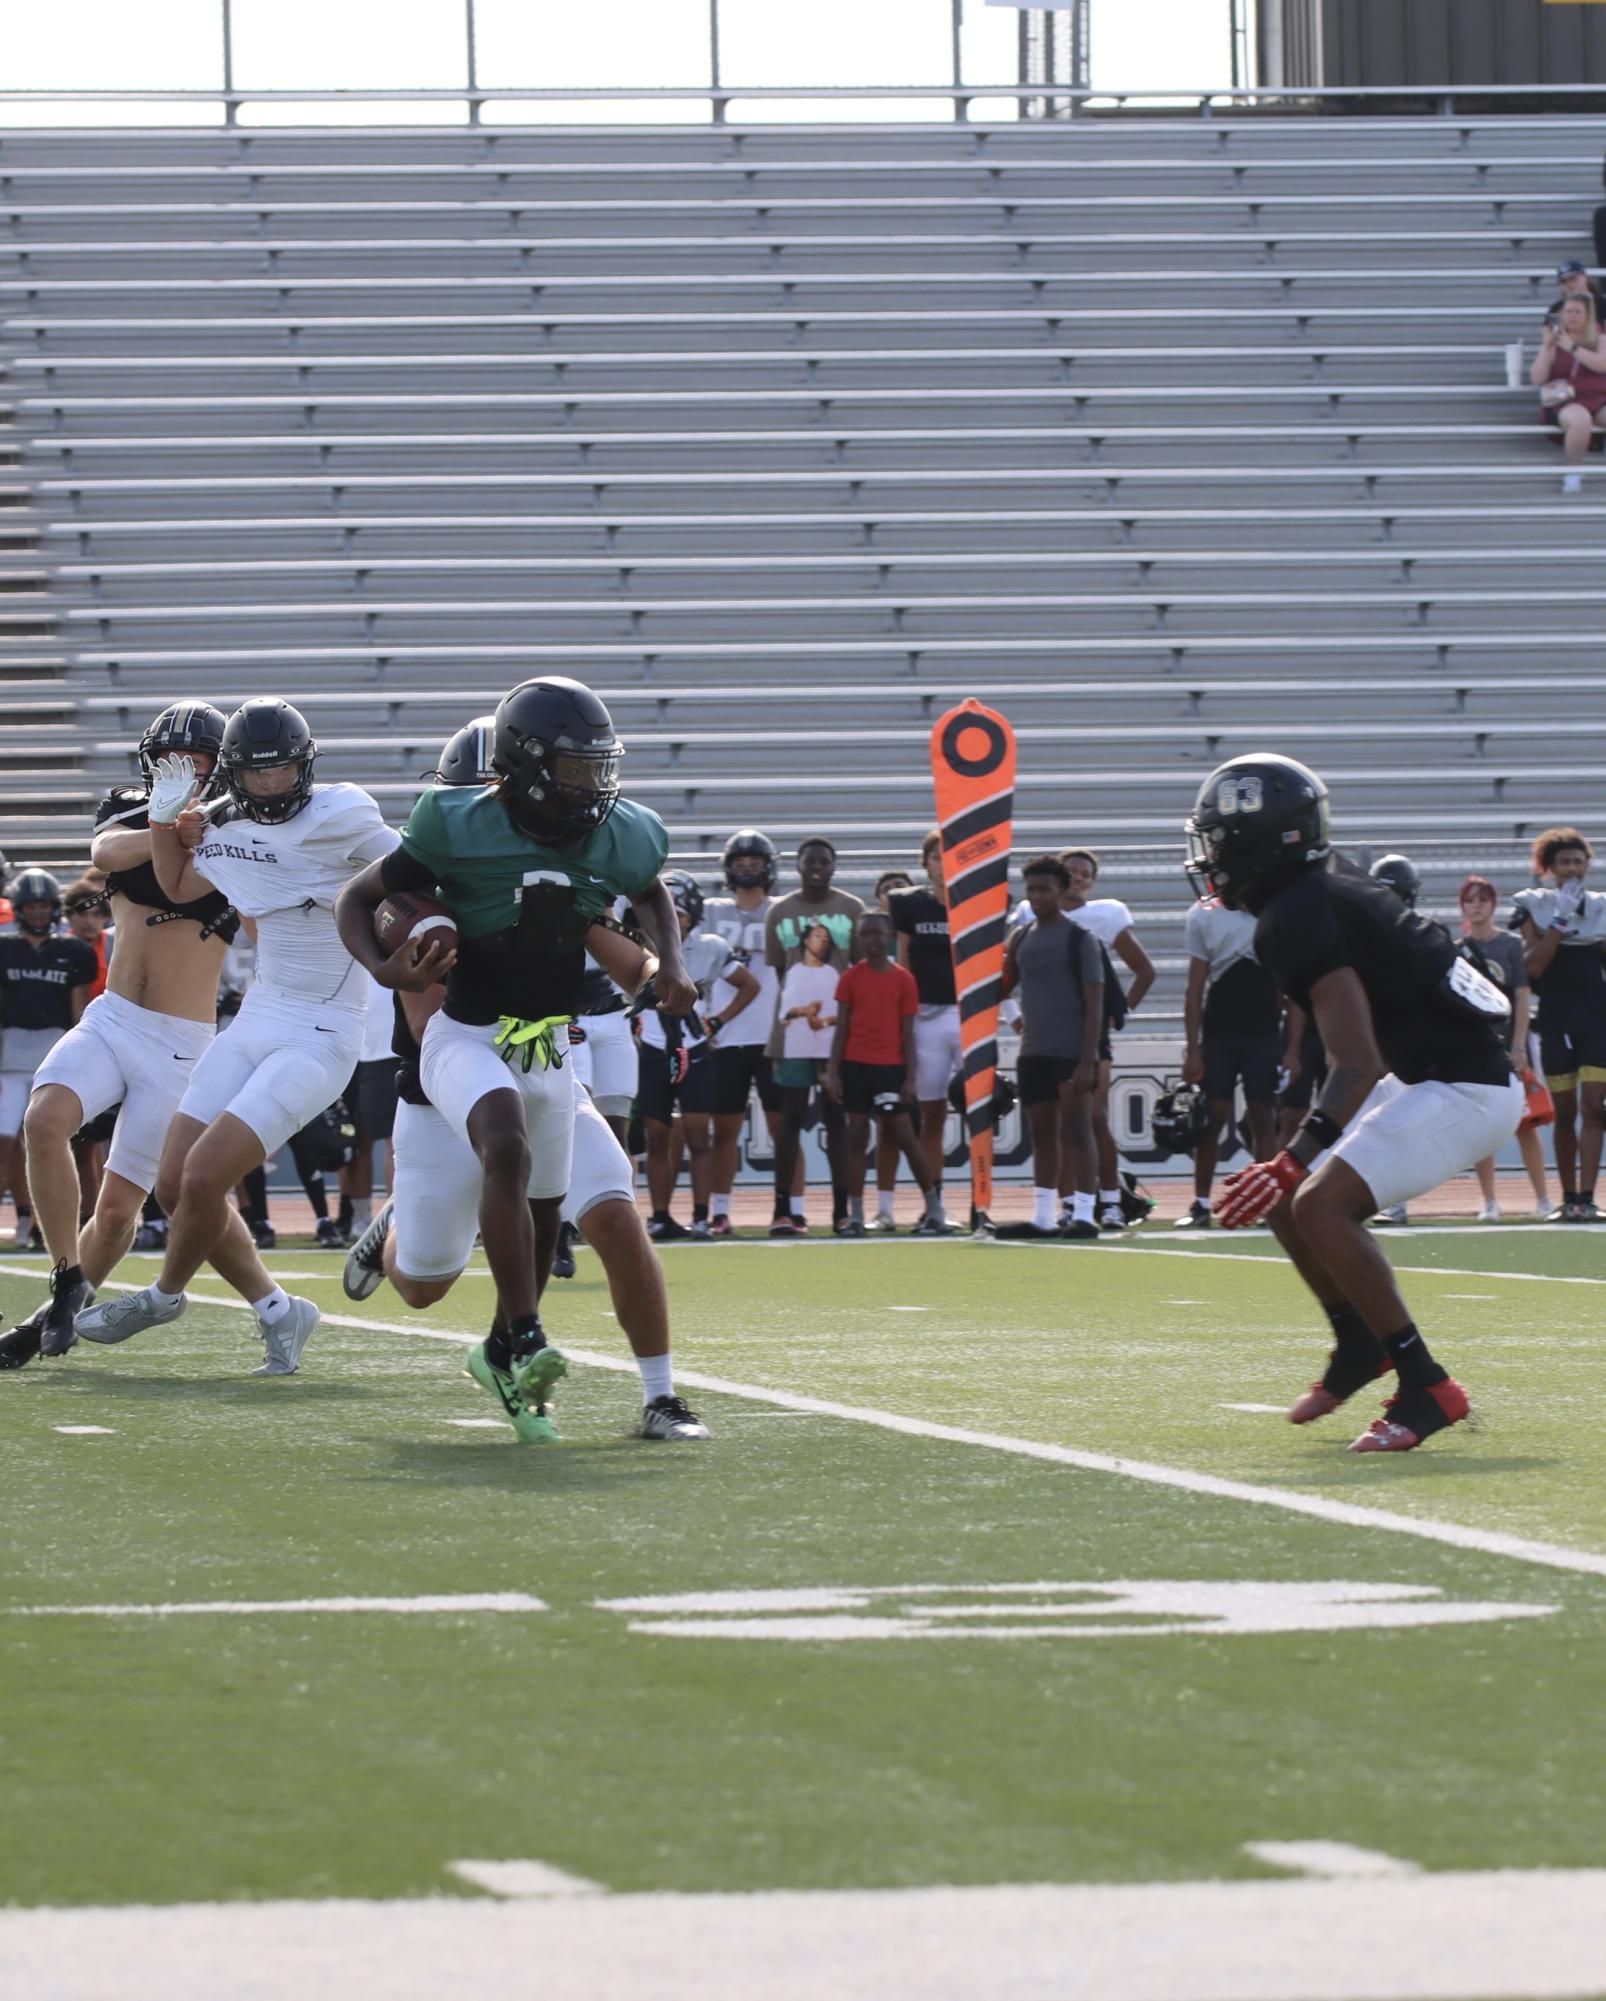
[502,745,621,843]
[219,701,317,826]
[139,702,228,800]
[9,871,63,936]
[228,757,314,825]
[664,871,705,927]
[722,830,778,893]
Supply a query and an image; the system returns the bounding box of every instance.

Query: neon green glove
[492,1014,573,1075]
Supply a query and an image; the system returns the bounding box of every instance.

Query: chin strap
[493,1013,573,1075]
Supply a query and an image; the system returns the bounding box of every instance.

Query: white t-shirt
[779,962,839,1060]
[1010,895,1133,947]
[702,894,778,1050]
[1182,898,1259,983]
[637,928,741,1051]
[192,783,398,1013]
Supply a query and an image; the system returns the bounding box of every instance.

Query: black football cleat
[40,1262,92,1359]
[0,1308,47,1371]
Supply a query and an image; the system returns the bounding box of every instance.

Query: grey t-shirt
[1466,929,1528,1003]
[1015,916,1104,1060]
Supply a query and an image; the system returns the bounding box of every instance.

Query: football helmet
[435,715,496,788]
[8,868,63,936]
[218,699,317,825]
[1368,852,1421,909]
[721,827,778,893]
[1150,1083,1215,1157]
[663,869,705,926]
[1185,753,1331,914]
[138,701,228,795]
[491,676,622,844]
[947,1070,1019,1129]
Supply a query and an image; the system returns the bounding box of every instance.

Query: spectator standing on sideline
[703,829,787,1238]
[773,923,841,1232]
[63,881,112,1000]
[873,871,913,912]
[887,830,962,1233]
[1514,827,1606,1220]
[1459,875,1547,1221]
[2,872,96,1251]
[765,840,864,1235]
[1532,291,1606,494]
[828,910,942,1236]
[1001,856,1104,1241]
[1176,893,1281,1230]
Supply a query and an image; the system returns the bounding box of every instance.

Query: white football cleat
[76,1285,186,1345]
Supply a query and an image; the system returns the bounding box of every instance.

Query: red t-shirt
[836,960,918,1066]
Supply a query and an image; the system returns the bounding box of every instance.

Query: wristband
[707,1015,724,1035]
[1294,1108,1343,1154]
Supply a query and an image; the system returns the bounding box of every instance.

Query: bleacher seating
[4,109,1601,1022]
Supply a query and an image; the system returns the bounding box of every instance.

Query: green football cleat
[465,1341,559,1444]
[511,1341,569,1411]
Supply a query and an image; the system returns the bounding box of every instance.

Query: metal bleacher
[3,108,1602,1021]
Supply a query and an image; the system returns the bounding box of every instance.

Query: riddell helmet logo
[954,832,1003,866]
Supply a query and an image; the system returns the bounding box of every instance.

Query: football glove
[147,752,200,826]
[1216,1151,1307,1230]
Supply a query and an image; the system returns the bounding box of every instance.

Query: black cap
[1557,259,1588,279]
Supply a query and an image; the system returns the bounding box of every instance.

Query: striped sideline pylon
[929,698,1017,1231]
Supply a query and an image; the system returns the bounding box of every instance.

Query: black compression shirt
[1255,862,1511,1088]
[888,886,955,1006]
[94,787,241,941]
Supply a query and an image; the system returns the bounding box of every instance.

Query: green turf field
[2,1228,1604,1998]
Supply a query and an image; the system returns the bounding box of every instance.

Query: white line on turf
[449,1861,605,1899]
[1097,1244,1606,1288]
[1243,1841,1420,1880]
[10,1268,1606,1585]
[4,1868,1605,2000]
[9,1594,547,1618]
[1218,1403,1286,1415]
[53,1425,114,1436]
[444,1418,507,1429]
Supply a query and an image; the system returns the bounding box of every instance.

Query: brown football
[374,891,459,963]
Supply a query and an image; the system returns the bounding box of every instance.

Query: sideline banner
[930,698,1017,1229]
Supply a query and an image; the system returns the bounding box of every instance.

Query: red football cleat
[1289,1383,1344,1425]
[1349,1378,1470,1453]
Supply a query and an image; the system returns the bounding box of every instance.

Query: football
[374,891,459,963]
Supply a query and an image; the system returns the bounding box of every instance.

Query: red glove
[1216,1151,1307,1230]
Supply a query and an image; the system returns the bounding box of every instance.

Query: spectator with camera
[1514,828,1606,1220]
[1532,290,1606,494]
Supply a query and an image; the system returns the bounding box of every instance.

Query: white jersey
[637,929,741,1051]
[1009,895,1133,947]
[192,784,397,1013]
[702,894,778,1049]
[359,968,394,1063]
[1182,898,1259,984]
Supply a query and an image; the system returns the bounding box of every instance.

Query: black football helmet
[138,701,228,796]
[1150,1083,1214,1158]
[1184,753,1331,914]
[491,676,622,845]
[8,868,63,936]
[1368,852,1421,910]
[218,699,317,825]
[663,869,705,926]
[435,715,496,788]
[721,827,778,893]
[947,1070,1018,1130]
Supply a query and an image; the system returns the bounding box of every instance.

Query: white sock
[877,1190,895,1219]
[790,1196,806,1218]
[1033,1187,1057,1229]
[1195,1195,1212,1213]
[253,1288,290,1324]
[150,1283,183,1311]
[637,1351,674,1403]
[1100,1188,1120,1207]
[351,1197,372,1228]
[711,1193,730,1220]
[1072,1192,1095,1226]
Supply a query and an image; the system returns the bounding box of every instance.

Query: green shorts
[774,1057,824,1090]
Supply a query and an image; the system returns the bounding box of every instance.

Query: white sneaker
[1097,1203,1126,1230]
[1563,471,1584,495]
[253,1295,319,1376]
[76,1285,187,1345]
[1477,1200,1502,1222]
[1534,1198,1553,1219]
[640,1394,710,1440]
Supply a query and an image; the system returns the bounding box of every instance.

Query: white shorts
[913,1005,963,1102]
[1,1028,66,1138]
[389,1074,634,1282]
[31,990,214,1192]
[178,986,363,1157]
[570,1008,638,1119]
[1320,1072,1524,1212]
[418,1010,575,1202]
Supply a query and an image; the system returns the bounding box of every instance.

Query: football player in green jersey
[335,678,694,1432]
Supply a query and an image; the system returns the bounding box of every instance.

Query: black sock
[241,1168,267,1228]
[773,1194,791,1219]
[1321,1302,1387,1396]
[485,1327,512,1373]
[832,1182,849,1225]
[338,1193,354,1235]
[652,1209,671,1226]
[1382,1320,1446,1392]
[1564,1188,1580,1205]
[508,1313,544,1361]
[693,1203,708,1224]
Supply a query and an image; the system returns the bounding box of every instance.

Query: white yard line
[1218,1403,1286,1415]
[7,1265,1605,1584]
[1244,1842,1421,1880]
[1103,1244,1606,1288]
[52,1425,114,1436]
[10,1594,547,1618]
[448,1860,604,1899]
[3,1868,1605,2001]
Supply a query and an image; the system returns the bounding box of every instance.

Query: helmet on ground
[1184,753,1331,914]
[947,1071,1018,1130]
[721,828,778,893]
[491,676,623,845]
[219,699,317,825]
[435,715,496,788]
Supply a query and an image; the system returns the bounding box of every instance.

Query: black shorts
[839,1059,912,1116]
[349,1058,399,1143]
[1017,1054,1084,1108]
[1539,1016,1606,1086]
[1202,1031,1280,1105]
[636,1045,717,1125]
[712,1043,782,1117]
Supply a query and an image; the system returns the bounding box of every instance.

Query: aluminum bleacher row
[3,109,1601,1025]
